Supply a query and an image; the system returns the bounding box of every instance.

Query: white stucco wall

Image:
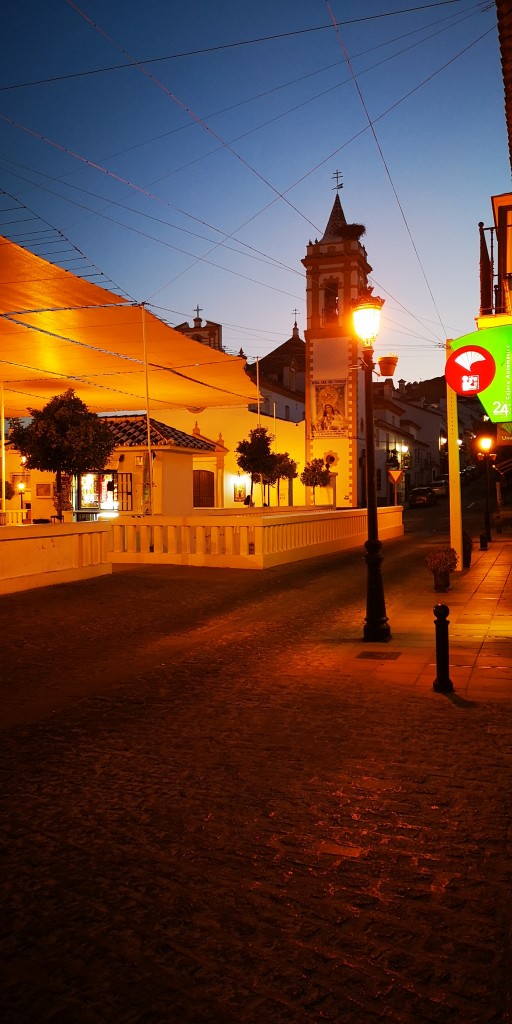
[159,451,194,515]
[2,406,335,516]
[159,406,311,508]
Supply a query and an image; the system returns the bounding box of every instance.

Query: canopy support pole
[446,339,462,570]
[141,304,154,516]
[256,358,261,425]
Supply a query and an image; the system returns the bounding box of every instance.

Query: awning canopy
[0,236,259,417]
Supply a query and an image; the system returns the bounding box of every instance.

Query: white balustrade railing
[109,507,403,570]
[0,521,112,594]
[0,510,24,525]
[0,507,403,590]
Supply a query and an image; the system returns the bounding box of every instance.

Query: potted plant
[377,353,399,377]
[425,546,458,592]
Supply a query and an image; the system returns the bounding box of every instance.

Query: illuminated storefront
[75,471,132,519]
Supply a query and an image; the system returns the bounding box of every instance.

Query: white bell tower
[302,190,371,506]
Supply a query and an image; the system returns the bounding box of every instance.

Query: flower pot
[433,570,450,592]
[377,354,398,377]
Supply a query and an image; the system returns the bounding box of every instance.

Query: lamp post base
[363,539,392,643]
[484,512,492,543]
[363,620,392,643]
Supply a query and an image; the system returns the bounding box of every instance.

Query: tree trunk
[55,467,63,522]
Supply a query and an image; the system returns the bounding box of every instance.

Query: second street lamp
[476,435,496,543]
[353,289,393,643]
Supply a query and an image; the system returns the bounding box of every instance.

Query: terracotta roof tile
[102,415,216,450]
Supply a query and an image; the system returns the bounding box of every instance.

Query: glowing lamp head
[352,289,385,346]
[17,481,26,493]
[477,436,493,453]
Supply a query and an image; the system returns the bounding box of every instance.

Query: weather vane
[332,170,343,192]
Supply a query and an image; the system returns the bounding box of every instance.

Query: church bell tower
[302,190,371,506]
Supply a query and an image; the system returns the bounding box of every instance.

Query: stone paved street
[1,535,512,1023]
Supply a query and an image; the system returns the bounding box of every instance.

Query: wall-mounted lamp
[233,473,247,503]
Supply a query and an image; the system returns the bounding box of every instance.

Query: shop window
[76,471,133,514]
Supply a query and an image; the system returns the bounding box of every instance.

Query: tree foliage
[0,479,14,501]
[268,453,298,506]
[300,458,331,499]
[235,427,299,506]
[235,427,275,503]
[9,390,116,474]
[269,453,298,484]
[9,390,117,518]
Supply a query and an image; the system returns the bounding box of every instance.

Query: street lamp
[17,481,25,510]
[353,288,393,642]
[476,435,496,543]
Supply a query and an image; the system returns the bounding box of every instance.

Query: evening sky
[1,0,509,384]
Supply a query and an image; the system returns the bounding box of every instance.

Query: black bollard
[480,533,488,550]
[433,603,454,693]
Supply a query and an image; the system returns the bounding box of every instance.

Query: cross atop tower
[332,170,343,192]
[193,304,203,321]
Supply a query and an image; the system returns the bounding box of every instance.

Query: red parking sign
[445,345,496,395]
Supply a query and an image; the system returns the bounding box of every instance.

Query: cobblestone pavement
[1,536,512,1023]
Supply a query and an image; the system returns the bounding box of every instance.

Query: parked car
[408,486,437,508]
[430,477,449,497]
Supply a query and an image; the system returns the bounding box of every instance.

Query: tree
[300,458,331,504]
[268,453,298,506]
[8,390,117,520]
[0,480,14,502]
[235,427,275,505]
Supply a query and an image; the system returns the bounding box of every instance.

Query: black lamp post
[353,289,392,643]
[476,436,496,542]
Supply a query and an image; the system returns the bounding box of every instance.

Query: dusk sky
[1,0,509,384]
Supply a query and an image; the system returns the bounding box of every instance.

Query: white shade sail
[0,237,259,417]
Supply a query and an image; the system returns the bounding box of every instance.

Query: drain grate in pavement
[356,651,402,660]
